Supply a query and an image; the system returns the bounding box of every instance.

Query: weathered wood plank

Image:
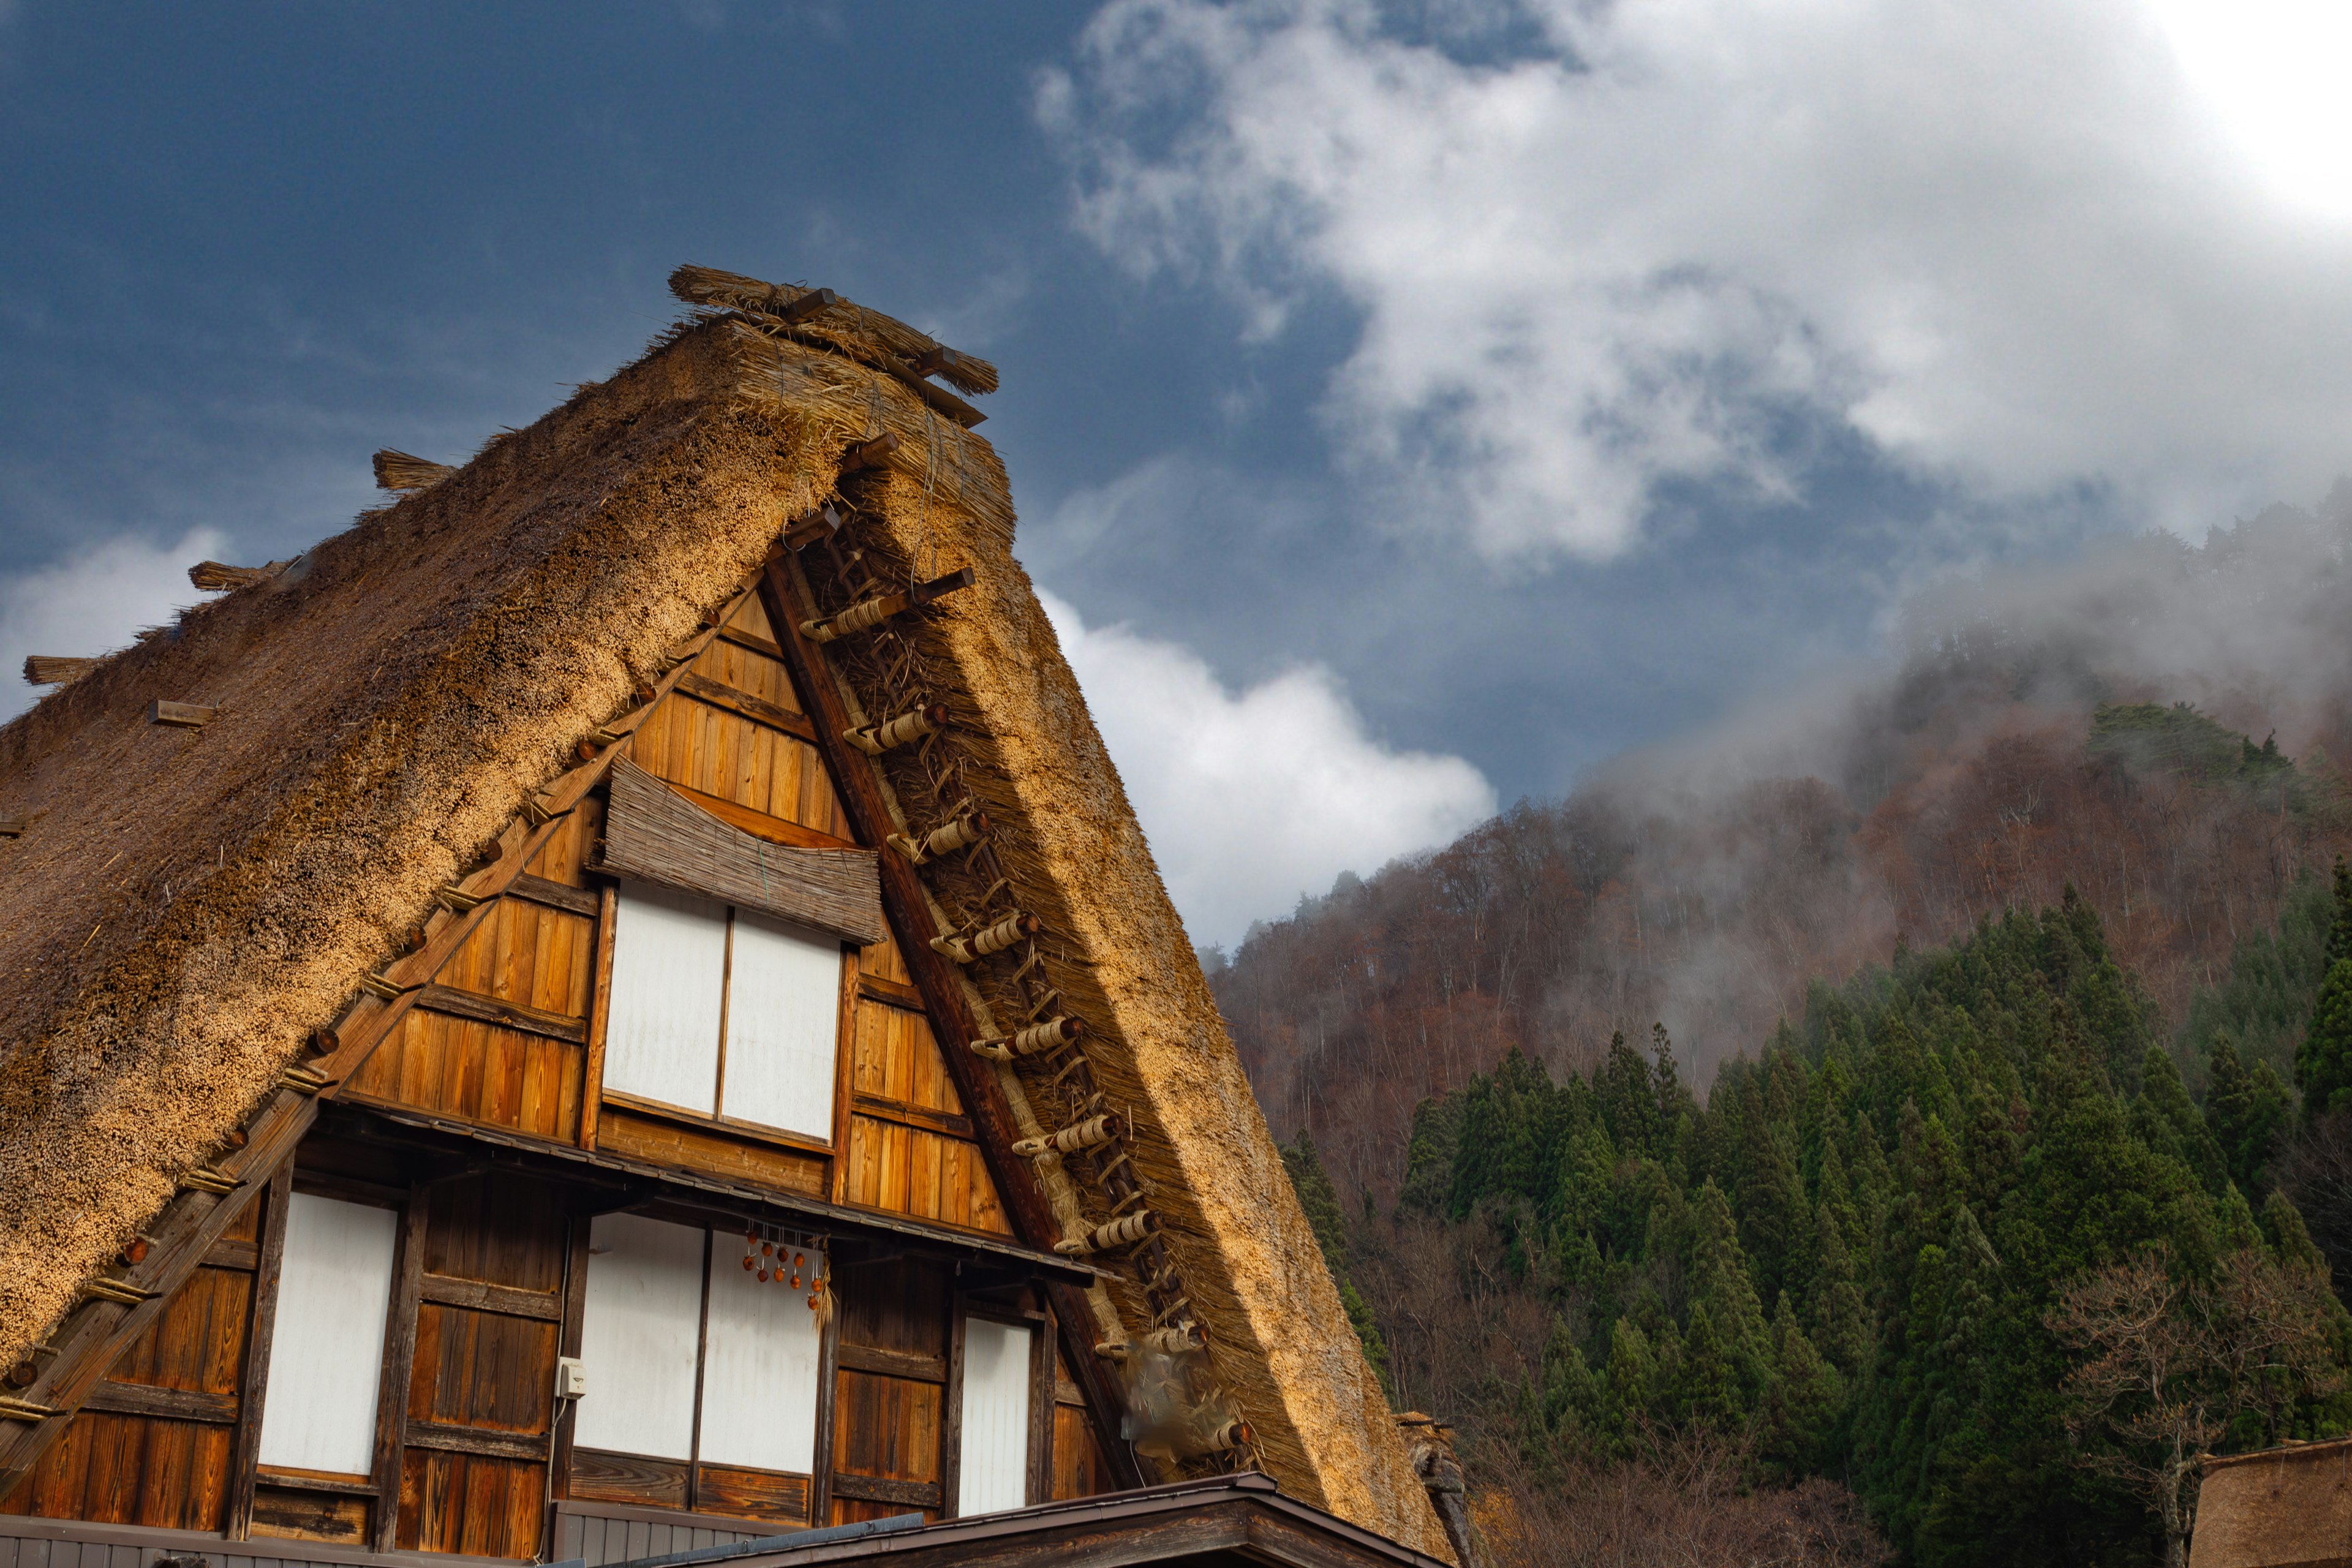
[673,673,819,744]
[413,1278,564,1325]
[77,1385,235,1426]
[415,986,587,1045]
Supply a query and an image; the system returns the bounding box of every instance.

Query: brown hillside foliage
[1214,499,2352,1200]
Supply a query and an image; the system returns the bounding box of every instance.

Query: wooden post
[370,1191,428,1551]
[580,884,618,1151]
[1027,1296,1054,1507]
[941,1292,966,1519]
[755,551,1144,1493]
[225,1161,293,1539]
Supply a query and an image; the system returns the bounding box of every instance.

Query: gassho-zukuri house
[0,268,1469,1568]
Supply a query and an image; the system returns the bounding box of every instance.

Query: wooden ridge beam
[755,548,1144,1491]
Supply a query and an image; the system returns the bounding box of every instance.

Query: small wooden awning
[601,759,885,944]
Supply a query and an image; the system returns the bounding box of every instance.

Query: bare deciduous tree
[2048,1245,2343,1568]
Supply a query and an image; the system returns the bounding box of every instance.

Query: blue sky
[7,1,2351,944]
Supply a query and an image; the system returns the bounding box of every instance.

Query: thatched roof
[0,273,1447,1556]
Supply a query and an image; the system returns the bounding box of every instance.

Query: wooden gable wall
[1,584,1107,1560]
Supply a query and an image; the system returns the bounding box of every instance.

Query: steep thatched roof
[0,273,1447,1558]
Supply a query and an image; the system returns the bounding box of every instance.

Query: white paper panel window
[957,1318,1034,1516]
[257,1193,398,1476]
[575,1213,705,1461]
[722,913,842,1139]
[698,1248,823,1472]
[605,884,728,1114]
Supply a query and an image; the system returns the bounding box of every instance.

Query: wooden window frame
[565,1213,824,1523]
[234,1172,419,1553]
[951,1298,1053,1517]
[594,886,853,1153]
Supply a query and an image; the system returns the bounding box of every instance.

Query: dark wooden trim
[228,1161,292,1539]
[1028,1295,1054,1507]
[371,1190,427,1550]
[510,872,603,918]
[255,1464,380,1498]
[405,1421,548,1463]
[418,1272,566,1322]
[810,1261,841,1526]
[856,973,926,1011]
[716,624,786,662]
[582,883,618,1151]
[82,1379,239,1423]
[552,1210,593,1500]
[551,1494,786,1534]
[598,1088,837,1159]
[835,1344,947,1384]
[688,1229,712,1495]
[676,671,820,744]
[205,1237,260,1272]
[417,983,588,1044]
[832,950,859,1204]
[851,1094,973,1141]
[942,1294,966,1518]
[290,1169,408,1209]
[828,1473,943,1509]
[757,552,1146,1494]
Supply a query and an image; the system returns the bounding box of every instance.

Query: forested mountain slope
[1216,498,2352,1205]
[1280,891,2351,1567]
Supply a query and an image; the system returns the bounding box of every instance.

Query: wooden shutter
[256,1194,399,1476]
[603,886,727,1114]
[954,1319,1032,1517]
[720,911,842,1139]
[574,1214,703,1461]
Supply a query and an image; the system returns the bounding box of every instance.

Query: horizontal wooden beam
[405,1420,548,1463]
[829,1473,941,1509]
[83,1380,237,1424]
[836,1344,946,1384]
[415,984,587,1044]
[508,873,601,919]
[716,623,786,662]
[675,671,819,744]
[417,1273,565,1323]
[850,1093,971,1142]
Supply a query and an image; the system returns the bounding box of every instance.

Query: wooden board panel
[438,897,594,1019]
[525,794,605,887]
[396,1450,543,1559]
[568,1450,688,1512]
[829,1372,940,1487]
[1049,1405,1110,1502]
[596,1109,827,1198]
[407,1305,559,1437]
[837,1260,948,1357]
[103,1265,250,1395]
[840,1118,1009,1236]
[421,1174,568,1295]
[828,1494,933,1527]
[0,1414,230,1531]
[694,1464,809,1526]
[692,638,800,717]
[346,1011,583,1142]
[630,695,847,840]
[856,927,914,987]
[850,1005,960,1117]
[250,1483,369,1543]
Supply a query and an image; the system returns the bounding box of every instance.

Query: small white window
[605,886,843,1140]
[257,1193,399,1476]
[957,1317,1035,1515]
[574,1213,821,1474]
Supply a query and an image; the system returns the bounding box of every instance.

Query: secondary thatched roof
[0,272,1446,1557]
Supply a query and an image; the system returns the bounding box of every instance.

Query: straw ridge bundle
[669,263,1001,396]
[372,448,457,492]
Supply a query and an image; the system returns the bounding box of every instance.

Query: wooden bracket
[148,699,216,728]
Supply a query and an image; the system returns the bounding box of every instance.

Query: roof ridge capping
[667,264,1000,397]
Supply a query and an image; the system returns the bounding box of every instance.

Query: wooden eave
[320,1101,1107,1287]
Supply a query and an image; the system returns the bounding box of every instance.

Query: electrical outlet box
[555,1357,587,1400]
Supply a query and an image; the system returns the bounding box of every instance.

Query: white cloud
[0,529,226,723]
[1040,588,1496,945]
[1044,0,2352,559]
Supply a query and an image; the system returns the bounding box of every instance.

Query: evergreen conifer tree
[2204,1032,2291,1192]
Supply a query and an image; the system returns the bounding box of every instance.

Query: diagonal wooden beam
[755,547,1144,1490]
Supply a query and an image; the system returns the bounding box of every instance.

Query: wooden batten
[838,432,899,474]
[22,657,95,688]
[146,699,216,728]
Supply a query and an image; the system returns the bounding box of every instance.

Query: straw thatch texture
[0,280,1446,1559]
